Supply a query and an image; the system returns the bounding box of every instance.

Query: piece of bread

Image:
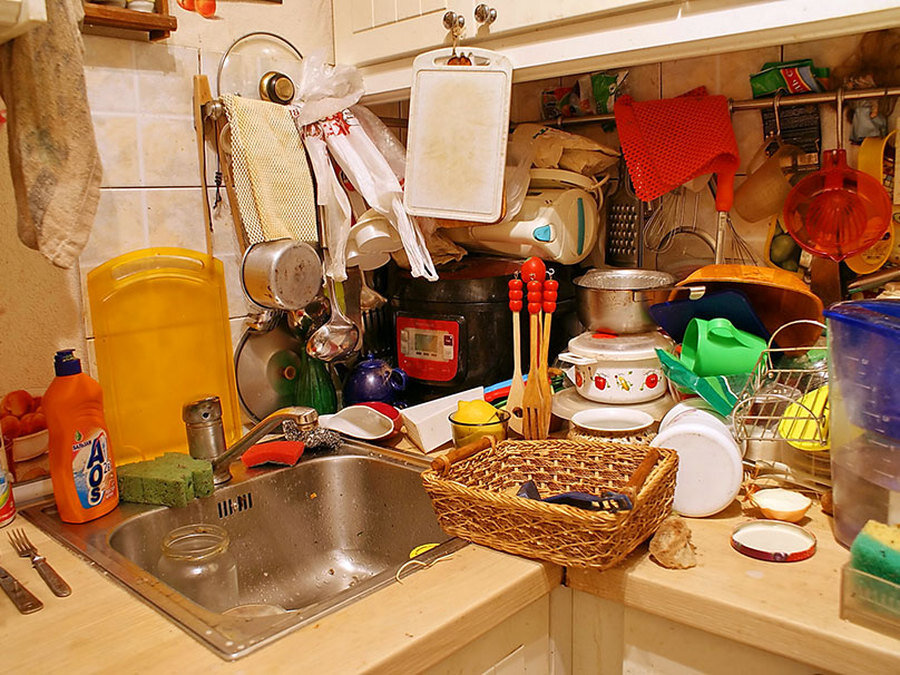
[850,520,900,585]
[649,515,697,569]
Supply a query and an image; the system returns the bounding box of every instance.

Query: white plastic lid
[650,422,743,517]
[566,330,673,362]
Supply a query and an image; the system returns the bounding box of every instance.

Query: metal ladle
[306,274,360,362]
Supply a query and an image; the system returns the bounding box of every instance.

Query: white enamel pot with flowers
[557,331,673,404]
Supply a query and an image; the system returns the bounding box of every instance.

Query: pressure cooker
[387,257,577,403]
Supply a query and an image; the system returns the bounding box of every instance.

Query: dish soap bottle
[44,350,118,523]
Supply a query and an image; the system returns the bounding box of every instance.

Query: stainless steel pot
[574,268,674,334]
[241,239,323,311]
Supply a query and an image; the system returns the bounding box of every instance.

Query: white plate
[319,406,394,441]
[572,408,654,434]
[552,386,676,422]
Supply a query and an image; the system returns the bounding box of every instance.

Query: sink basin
[24,440,462,660]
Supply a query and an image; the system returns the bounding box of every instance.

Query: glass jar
[156,524,239,613]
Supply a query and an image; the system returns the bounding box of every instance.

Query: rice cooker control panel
[397,316,460,382]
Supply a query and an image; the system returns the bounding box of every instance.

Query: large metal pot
[574,269,674,334]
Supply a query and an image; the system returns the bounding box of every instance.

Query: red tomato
[195,0,216,17]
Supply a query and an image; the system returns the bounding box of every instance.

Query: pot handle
[557,351,594,366]
[389,368,408,392]
[631,284,708,302]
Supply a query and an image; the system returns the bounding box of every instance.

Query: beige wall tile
[510,77,560,123]
[782,33,862,74]
[623,63,661,102]
[135,43,200,117]
[144,188,208,251]
[79,189,149,269]
[92,114,141,188]
[662,46,779,99]
[139,115,198,187]
[83,35,134,70]
[83,37,138,116]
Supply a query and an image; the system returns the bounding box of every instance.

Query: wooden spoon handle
[430,436,494,476]
[622,447,660,501]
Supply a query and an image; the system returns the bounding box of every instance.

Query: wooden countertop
[567,502,900,675]
[1,517,561,673]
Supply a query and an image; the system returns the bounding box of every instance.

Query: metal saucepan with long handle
[574,268,675,334]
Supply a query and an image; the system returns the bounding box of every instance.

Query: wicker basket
[421,439,678,570]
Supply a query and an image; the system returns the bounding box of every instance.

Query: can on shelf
[0,470,15,528]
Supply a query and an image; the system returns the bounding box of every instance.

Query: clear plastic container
[825,301,900,547]
[841,564,900,638]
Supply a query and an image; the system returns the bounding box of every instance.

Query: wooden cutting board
[87,248,242,465]
[404,47,513,223]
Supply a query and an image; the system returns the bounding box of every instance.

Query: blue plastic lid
[54,349,82,376]
[824,300,900,339]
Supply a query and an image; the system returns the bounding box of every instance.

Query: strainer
[782,88,892,262]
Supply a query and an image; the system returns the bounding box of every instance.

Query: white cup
[350,209,403,255]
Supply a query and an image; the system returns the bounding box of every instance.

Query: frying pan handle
[430,436,494,476]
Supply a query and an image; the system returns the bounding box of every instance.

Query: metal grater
[605,160,651,266]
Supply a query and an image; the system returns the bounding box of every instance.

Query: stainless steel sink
[24,440,463,660]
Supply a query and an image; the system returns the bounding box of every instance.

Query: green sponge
[850,520,900,586]
[116,462,146,503]
[159,453,214,498]
[116,454,215,508]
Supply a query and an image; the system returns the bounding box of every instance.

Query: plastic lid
[566,330,673,362]
[824,300,900,339]
[54,349,82,376]
[650,422,743,517]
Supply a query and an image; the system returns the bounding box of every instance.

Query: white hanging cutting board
[404,48,513,223]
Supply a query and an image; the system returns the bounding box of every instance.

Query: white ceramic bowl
[572,408,654,434]
[350,209,403,255]
[12,428,49,462]
[319,405,394,441]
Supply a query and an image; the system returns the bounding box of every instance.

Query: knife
[0,565,43,614]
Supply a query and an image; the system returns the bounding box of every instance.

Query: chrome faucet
[183,396,318,485]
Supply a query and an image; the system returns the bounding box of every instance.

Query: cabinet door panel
[470,1,674,37]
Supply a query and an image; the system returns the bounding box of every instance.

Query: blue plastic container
[824,300,900,439]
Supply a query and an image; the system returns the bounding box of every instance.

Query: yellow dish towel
[223,95,318,245]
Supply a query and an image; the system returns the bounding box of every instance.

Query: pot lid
[566,330,673,361]
[575,268,674,290]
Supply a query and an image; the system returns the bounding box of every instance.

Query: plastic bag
[293,51,364,126]
[499,136,534,223]
[351,104,407,183]
[300,125,352,281]
[300,110,438,281]
[512,123,619,176]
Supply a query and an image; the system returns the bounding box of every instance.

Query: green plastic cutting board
[87,248,242,465]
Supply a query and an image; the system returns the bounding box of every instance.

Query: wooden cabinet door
[333,0,675,68]
[467,0,674,37]
[333,0,469,67]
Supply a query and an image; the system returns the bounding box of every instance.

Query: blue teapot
[343,354,407,405]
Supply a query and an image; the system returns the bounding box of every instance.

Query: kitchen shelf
[82,1,177,41]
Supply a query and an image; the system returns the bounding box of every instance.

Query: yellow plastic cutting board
[87,248,242,465]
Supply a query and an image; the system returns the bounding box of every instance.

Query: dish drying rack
[731,320,831,490]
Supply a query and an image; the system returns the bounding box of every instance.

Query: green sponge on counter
[850,520,900,586]
[160,453,214,498]
[116,453,214,507]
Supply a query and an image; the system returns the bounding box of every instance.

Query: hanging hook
[772,91,783,138]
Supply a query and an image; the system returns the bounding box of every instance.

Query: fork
[8,528,71,597]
